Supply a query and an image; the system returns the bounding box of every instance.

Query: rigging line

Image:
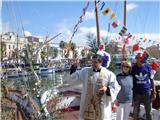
[5,2,17,33]
[8,1,20,33]
[143,2,153,38]
[15,3,41,84]
[138,2,149,36]
[16,2,25,36]
[109,1,119,35]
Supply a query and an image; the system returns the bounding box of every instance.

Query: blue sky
[1,0,160,46]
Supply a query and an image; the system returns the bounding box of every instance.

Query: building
[146,44,160,59]
[1,32,44,64]
[1,32,26,63]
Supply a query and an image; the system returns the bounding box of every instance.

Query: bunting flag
[119,26,127,36]
[111,20,120,28]
[110,12,115,21]
[150,61,159,79]
[132,43,139,52]
[100,1,106,11]
[124,38,129,44]
[70,0,90,41]
[127,33,132,38]
[102,7,110,16]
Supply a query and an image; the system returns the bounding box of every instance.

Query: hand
[151,91,156,101]
[114,99,120,106]
[98,86,107,93]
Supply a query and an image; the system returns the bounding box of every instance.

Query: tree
[81,49,86,58]
[0,42,6,62]
[11,48,19,64]
[52,48,58,58]
[40,49,47,64]
[59,41,67,58]
[20,44,34,65]
[70,42,76,58]
[86,33,98,54]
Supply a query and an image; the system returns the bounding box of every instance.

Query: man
[97,43,111,68]
[66,54,120,120]
[131,53,156,120]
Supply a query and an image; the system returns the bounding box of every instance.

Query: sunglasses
[123,65,130,68]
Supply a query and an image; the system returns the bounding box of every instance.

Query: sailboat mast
[95,0,100,47]
[124,0,127,26]
[122,0,127,60]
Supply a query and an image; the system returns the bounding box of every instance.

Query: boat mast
[122,0,127,60]
[124,0,127,26]
[95,0,100,47]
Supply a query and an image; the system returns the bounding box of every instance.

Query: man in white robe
[66,54,121,120]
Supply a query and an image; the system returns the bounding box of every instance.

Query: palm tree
[70,42,76,58]
[59,41,67,58]
[40,49,47,64]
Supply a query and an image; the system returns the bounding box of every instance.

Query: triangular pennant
[102,7,110,16]
[100,1,105,11]
[110,12,115,21]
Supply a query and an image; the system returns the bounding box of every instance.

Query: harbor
[1,0,160,120]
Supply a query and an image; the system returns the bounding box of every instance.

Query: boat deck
[60,111,134,120]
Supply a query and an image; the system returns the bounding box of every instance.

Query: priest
[66,54,121,120]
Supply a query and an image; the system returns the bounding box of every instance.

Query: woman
[116,61,133,120]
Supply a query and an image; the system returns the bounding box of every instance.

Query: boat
[40,79,160,120]
[5,68,29,79]
[35,67,55,74]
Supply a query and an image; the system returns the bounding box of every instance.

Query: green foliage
[108,55,116,73]
[86,33,98,54]
[81,49,86,57]
[0,42,6,61]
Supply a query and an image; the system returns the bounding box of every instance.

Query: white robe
[67,66,121,120]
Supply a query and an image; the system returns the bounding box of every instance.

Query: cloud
[79,26,118,38]
[84,10,95,21]
[24,31,32,36]
[136,33,160,42]
[127,3,138,12]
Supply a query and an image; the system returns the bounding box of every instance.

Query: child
[116,61,133,120]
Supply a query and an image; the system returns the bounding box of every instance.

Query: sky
[1,0,160,47]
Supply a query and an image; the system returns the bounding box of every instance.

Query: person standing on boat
[131,52,156,120]
[115,60,133,120]
[66,54,121,120]
[97,43,111,68]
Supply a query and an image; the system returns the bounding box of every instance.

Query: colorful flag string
[70,0,90,41]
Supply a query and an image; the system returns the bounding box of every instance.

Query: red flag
[132,43,139,52]
[151,61,159,71]
[150,61,159,79]
[124,38,129,44]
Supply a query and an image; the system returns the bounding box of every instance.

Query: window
[9,45,10,49]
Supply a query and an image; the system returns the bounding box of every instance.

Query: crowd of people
[68,43,159,120]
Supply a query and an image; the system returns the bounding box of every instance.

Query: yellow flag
[110,12,115,21]
[102,7,110,16]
